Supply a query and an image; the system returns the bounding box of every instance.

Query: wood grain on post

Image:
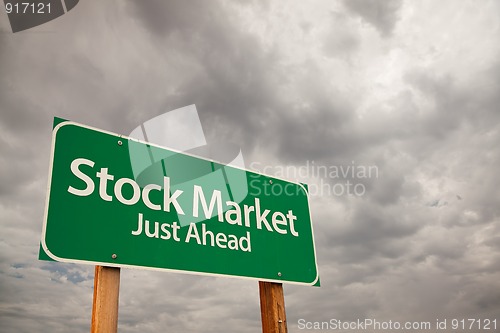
[90,266,121,333]
[259,281,288,333]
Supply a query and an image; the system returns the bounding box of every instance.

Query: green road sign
[40,119,319,286]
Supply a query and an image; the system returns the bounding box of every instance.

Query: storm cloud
[1,1,499,332]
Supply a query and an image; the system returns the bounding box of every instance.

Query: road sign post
[40,118,319,332]
[259,281,288,333]
[90,266,120,333]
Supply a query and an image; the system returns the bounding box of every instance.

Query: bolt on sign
[40,118,320,286]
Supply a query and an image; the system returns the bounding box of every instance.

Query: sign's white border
[41,120,320,286]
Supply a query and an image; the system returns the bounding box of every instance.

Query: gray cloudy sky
[1,0,500,332]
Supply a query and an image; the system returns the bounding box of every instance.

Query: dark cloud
[124,0,283,154]
[126,0,215,37]
[1,1,500,332]
[343,0,403,37]
[323,12,361,59]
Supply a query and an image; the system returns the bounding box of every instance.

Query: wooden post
[259,281,288,333]
[90,266,121,333]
